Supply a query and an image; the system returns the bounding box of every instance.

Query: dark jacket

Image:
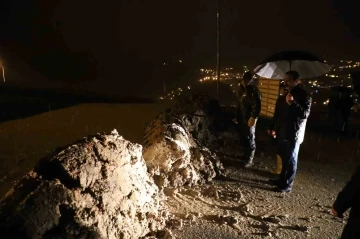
[270,84,311,143]
[236,83,262,124]
[333,166,360,238]
[269,94,287,136]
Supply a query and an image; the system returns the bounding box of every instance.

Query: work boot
[244,150,255,168]
[275,186,292,193]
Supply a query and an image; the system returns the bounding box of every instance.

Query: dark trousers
[238,123,256,154]
[277,139,301,189]
[341,220,360,239]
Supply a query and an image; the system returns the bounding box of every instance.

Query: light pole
[1,66,5,82]
[162,62,167,94]
[0,61,4,82]
[216,0,220,100]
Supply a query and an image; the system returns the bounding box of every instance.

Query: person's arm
[250,87,261,119]
[269,98,280,131]
[333,166,360,217]
[289,93,312,120]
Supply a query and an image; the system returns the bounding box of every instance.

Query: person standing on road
[268,82,288,174]
[268,71,312,193]
[233,71,262,168]
[332,166,360,239]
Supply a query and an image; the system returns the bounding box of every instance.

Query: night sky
[0,0,359,97]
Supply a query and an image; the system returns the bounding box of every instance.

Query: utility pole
[216,0,220,100]
[162,62,167,94]
[0,60,4,82]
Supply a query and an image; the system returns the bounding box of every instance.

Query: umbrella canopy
[254,50,332,79]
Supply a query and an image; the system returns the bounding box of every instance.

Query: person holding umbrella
[233,71,262,168]
[268,70,312,192]
[268,82,288,174]
[254,50,330,192]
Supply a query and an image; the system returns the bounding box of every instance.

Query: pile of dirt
[0,130,168,239]
[143,95,225,189]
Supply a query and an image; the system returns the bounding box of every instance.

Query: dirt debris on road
[166,145,356,238]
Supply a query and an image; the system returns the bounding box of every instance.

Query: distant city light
[158,60,360,101]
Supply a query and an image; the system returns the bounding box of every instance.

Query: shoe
[244,160,253,168]
[243,150,255,168]
[274,186,291,193]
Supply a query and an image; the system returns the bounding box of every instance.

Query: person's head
[241,71,253,87]
[284,71,300,89]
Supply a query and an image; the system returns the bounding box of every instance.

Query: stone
[143,105,225,189]
[0,130,167,239]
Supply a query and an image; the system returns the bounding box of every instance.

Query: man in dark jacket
[268,83,288,174]
[269,71,312,192]
[332,166,360,239]
[234,71,262,167]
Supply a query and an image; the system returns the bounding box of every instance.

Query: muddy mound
[143,95,225,188]
[0,130,167,239]
[153,94,221,147]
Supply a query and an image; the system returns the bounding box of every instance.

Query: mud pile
[143,94,225,188]
[0,130,168,239]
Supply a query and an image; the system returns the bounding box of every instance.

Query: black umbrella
[254,50,332,79]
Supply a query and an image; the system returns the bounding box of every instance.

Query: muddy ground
[0,103,359,238]
[167,131,360,239]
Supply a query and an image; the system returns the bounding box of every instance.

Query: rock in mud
[181,188,202,198]
[167,218,183,230]
[142,228,174,239]
[0,130,167,239]
[262,216,282,224]
[185,214,197,222]
[202,186,220,199]
[143,107,225,189]
[218,215,239,225]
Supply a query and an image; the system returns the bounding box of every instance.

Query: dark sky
[0,0,359,97]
